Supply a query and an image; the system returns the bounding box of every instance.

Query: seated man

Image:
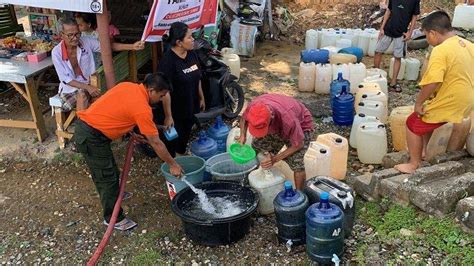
[238,93,315,189]
[52,17,144,112]
[395,11,474,174]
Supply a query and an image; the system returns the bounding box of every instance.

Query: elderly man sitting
[52,17,144,111]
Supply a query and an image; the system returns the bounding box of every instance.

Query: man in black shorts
[374,0,420,92]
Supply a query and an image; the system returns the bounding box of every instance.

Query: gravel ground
[2,2,474,265]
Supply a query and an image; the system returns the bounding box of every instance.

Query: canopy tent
[0,0,103,13]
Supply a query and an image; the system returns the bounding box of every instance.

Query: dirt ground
[1,1,473,265]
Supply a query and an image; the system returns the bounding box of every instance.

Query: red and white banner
[141,0,218,42]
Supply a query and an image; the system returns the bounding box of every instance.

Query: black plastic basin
[171,181,259,246]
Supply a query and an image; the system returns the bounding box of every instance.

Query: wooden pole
[96,1,116,90]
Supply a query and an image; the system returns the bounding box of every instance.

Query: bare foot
[394,163,419,174]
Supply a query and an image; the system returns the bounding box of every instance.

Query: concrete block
[456,196,474,235]
[370,168,402,198]
[410,172,474,216]
[460,158,474,173]
[351,174,375,201]
[379,174,412,206]
[382,151,409,169]
[351,168,400,201]
[428,150,469,165]
[407,161,465,186]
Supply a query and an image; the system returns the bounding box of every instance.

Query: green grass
[100,229,180,265]
[71,153,83,163]
[288,78,297,86]
[313,117,323,124]
[354,243,368,264]
[379,204,418,237]
[42,249,54,258]
[355,198,474,264]
[0,244,5,256]
[130,249,162,265]
[420,217,474,264]
[357,201,383,229]
[0,236,20,256]
[53,152,66,162]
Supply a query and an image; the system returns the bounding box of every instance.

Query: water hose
[87,135,137,266]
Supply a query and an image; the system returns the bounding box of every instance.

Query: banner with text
[0,0,103,13]
[141,0,218,42]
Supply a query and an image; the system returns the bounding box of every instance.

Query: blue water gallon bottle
[330,72,351,102]
[304,176,355,238]
[273,181,309,246]
[207,116,230,153]
[306,192,344,264]
[332,85,355,126]
[338,47,364,63]
[301,49,330,64]
[190,131,218,161]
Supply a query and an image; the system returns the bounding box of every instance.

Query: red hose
[87,135,137,266]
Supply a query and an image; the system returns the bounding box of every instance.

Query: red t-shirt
[78,82,158,140]
[243,94,314,146]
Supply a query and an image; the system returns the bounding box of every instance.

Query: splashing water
[182,178,246,219]
[182,178,217,214]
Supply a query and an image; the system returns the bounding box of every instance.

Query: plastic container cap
[229,143,256,164]
[337,191,347,198]
[320,191,330,200]
[284,180,293,190]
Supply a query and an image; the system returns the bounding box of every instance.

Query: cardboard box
[27,52,47,62]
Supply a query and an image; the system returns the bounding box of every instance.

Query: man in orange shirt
[74,73,183,231]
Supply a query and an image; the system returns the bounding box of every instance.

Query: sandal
[389,83,402,93]
[103,217,137,231]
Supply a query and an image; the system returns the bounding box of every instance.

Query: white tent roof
[0,0,103,13]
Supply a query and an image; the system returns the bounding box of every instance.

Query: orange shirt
[77,82,158,140]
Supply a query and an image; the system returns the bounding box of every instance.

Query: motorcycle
[193,28,245,125]
[221,0,274,41]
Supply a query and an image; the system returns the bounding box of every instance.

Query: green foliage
[70,153,83,163]
[356,198,474,264]
[357,201,383,229]
[130,249,162,265]
[419,216,474,264]
[42,249,54,258]
[354,243,368,264]
[313,117,323,124]
[378,204,417,236]
[288,78,297,86]
[53,152,66,162]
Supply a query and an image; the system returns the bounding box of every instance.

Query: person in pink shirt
[239,94,315,189]
[107,11,120,38]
